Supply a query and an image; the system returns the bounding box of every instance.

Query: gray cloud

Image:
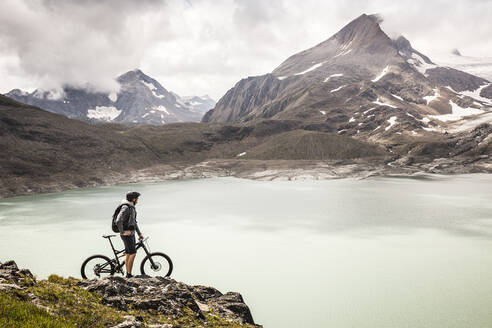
[0,0,491,100]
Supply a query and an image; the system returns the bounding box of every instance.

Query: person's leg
[125,253,131,274]
[122,235,137,276]
[127,253,136,274]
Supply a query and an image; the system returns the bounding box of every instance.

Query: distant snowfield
[448,111,492,132]
[87,106,121,121]
[432,53,492,82]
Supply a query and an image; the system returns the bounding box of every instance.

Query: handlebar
[138,236,149,243]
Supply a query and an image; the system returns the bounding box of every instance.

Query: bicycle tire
[81,254,115,279]
[140,252,173,277]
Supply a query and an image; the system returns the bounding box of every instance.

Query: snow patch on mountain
[295,61,326,76]
[153,105,170,115]
[373,98,397,108]
[87,106,122,121]
[142,81,165,99]
[391,94,403,101]
[333,49,352,58]
[323,73,343,82]
[408,53,437,76]
[372,65,390,82]
[423,88,441,105]
[460,83,492,105]
[108,92,117,102]
[385,116,398,131]
[430,100,484,122]
[279,61,327,80]
[330,85,346,93]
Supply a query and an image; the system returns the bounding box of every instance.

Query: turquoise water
[2,175,492,327]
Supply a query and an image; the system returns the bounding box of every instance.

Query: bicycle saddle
[102,234,117,238]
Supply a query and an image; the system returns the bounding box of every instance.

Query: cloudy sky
[0,0,491,100]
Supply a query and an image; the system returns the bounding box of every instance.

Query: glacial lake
[2,175,492,328]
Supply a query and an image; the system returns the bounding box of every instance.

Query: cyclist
[115,191,144,278]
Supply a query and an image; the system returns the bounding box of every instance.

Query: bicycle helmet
[126,191,141,201]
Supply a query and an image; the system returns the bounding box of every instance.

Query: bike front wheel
[81,254,115,279]
[140,252,173,277]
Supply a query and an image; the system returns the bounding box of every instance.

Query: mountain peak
[452,48,462,56]
[117,68,151,83]
[332,13,387,45]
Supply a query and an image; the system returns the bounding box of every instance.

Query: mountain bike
[80,235,173,279]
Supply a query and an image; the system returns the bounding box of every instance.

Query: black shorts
[121,234,136,255]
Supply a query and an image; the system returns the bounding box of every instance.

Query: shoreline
[2,158,492,199]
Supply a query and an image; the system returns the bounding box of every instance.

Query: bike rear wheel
[140,252,173,277]
[81,255,115,279]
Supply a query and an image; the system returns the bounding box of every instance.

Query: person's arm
[116,205,130,235]
[135,219,143,239]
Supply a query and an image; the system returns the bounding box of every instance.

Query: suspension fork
[141,242,158,268]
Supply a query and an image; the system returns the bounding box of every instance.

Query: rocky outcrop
[0,260,36,288]
[78,276,256,325]
[0,260,260,327]
[426,67,488,92]
[481,84,492,99]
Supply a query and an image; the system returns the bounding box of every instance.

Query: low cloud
[0,0,490,99]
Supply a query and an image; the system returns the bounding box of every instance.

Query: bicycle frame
[106,236,154,275]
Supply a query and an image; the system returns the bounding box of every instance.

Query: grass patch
[0,292,70,328]
[27,274,123,327]
[2,274,258,328]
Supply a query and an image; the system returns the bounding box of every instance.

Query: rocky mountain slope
[3,89,492,198]
[1,94,393,197]
[203,14,492,141]
[5,69,215,125]
[0,260,259,327]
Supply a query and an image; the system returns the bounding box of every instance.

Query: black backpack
[111,203,133,233]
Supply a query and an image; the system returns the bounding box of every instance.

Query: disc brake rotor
[151,262,162,272]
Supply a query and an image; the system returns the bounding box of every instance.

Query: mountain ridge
[4,69,216,125]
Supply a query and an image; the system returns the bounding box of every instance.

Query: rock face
[78,276,256,325]
[203,14,492,141]
[0,260,36,289]
[5,70,215,125]
[0,260,260,327]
